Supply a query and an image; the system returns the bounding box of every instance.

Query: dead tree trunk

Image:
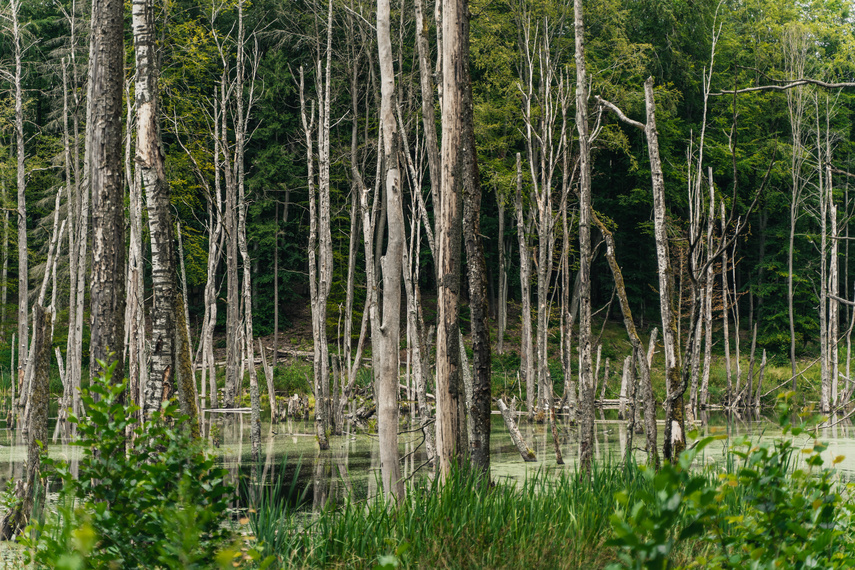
[377,0,404,499]
[460,9,491,474]
[514,153,535,419]
[574,0,596,474]
[497,397,536,462]
[0,305,48,540]
[88,0,126,384]
[134,0,198,434]
[590,209,659,469]
[435,0,468,479]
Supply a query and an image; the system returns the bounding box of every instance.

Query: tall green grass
[251,460,695,569]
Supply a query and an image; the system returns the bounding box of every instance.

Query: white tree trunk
[377,0,404,498]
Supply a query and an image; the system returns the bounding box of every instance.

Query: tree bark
[377,0,404,499]
[591,210,659,469]
[11,0,27,398]
[436,0,468,479]
[134,0,197,436]
[125,77,145,427]
[497,398,536,462]
[460,7,491,474]
[0,305,48,540]
[514,153,535,419]
[574,0,595,474]
[88,0,126,384]
[224,75,241,410]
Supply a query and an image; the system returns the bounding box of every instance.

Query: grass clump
[253,461,658,569]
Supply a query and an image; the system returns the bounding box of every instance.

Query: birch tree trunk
[88,0,125,384]
[134,0,197,434]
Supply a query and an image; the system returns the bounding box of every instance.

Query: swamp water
[0,410,854,510]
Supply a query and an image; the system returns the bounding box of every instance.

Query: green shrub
[273,363,312,395]
[22,361,237,569]
[607,393,855,569]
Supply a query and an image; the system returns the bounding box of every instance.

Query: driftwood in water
[497,397,536,462]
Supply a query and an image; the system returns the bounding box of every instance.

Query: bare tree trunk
[754,349,766,409]
[300,61,329,451]
[721,201,732,406]
[745,322,758,409]
[88,0,125,384]
[591,209,659,468]
[414,0,440,219]
[435,0,468,479]
[497,398,536,462]
[125,78,145,425]
[11,0,27,397]
[377,0,404,499]
[0,305,48,540]
[574,0,596,473]
[829,172,839,409]
[460,17,491,474]
[818,107,830,414]
[0,179,7,349]
[224,77,240,410]
[514,153,535,419]
[260,339,275,423]
[21,190,65,432]
[700,181,714,409]
[784,25,808,391]
[231,0,260,459]
[135,0,198,435]
[200,166,223,412]
[497,191,507,354]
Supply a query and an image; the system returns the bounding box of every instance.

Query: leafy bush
[273,363,312,395]
[22,361,236,569]
[608,393,855,569]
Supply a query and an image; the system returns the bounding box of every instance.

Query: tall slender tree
[88,0,125,383]
[436,0,469,479]
[134,0,199,433]
[376,0,404,499]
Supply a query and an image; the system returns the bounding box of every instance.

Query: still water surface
[1,410,854,507]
